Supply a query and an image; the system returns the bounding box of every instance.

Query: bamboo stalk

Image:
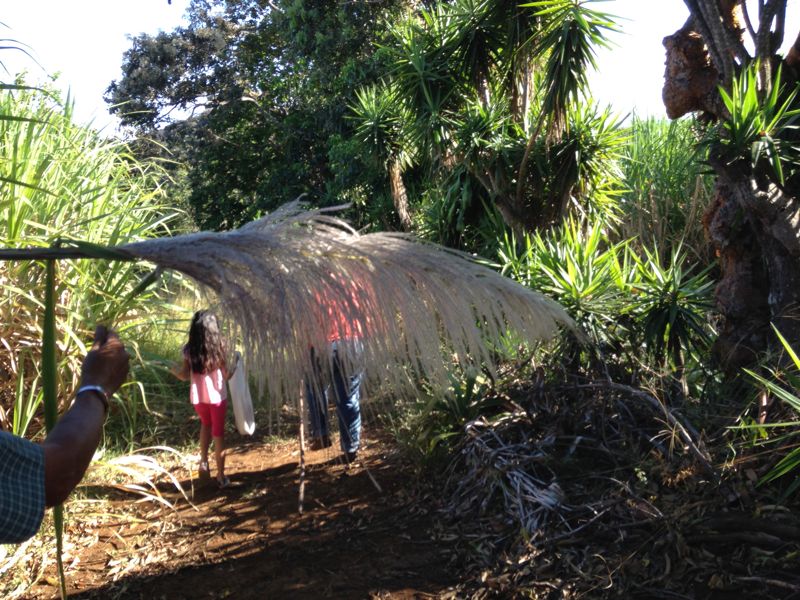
[42,260,67,600]
[0,243,135,262]
[298,381,306,515]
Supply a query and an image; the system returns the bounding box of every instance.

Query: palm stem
[42,259,67,599]
[0,244,135,262]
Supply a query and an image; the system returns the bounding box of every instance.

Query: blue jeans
[306,340,363,454]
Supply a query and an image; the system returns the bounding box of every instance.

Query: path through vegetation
[25,433,460,599]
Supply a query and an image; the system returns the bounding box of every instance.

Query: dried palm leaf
[118,202,576,404]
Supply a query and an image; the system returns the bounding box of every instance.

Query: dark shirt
[0,430,45,543]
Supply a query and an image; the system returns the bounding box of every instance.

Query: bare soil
[17,384,800,600]
[24,432,461,600]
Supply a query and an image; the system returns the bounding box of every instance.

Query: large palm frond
[121,203,576,403]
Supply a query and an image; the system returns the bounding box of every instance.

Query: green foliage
[108,0,622,240]
[742,327,800,496]
[413,169,509,256]
[109,0,407,231]
[628,244,714,368]
[9,349,42,436]
[523,102,626,226]
[0,82,183,434]
[351,84,411,166]
[714,63,800,185]
[392,368,499,464]
[499,218,626,347]
[618,116,714,263]
[498,218,715,376]
[349,0,622,247]
[105,313,195,450]
[524,0,617,132]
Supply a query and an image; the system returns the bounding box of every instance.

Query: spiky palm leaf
[120,203,576,403]
[523,0,616,136]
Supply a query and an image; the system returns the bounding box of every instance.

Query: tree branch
[699,0,735,81]
[0,247,135,262]
[773,1,786,51]
[756,0,779,59]
[683,0,728,82]
[514,113,546,218]
[572,381,717,481]
[741,0,757,39]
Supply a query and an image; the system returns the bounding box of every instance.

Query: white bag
[228,352,256,435]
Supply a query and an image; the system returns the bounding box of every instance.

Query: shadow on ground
[29,435,460,599]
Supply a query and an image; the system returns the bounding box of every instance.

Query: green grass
[617,116,713,265]
[0,81,187,438]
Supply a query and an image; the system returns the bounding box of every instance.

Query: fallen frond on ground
[438,378,800,599]
[82,446,196,510]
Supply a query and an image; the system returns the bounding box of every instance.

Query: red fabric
[316,277,377,343]
[322,290,365,342]
[193,400,227,437]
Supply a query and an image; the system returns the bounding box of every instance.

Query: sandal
[198,461,211,480]
[217,476,231,489]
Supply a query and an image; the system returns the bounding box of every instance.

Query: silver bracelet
[76,385,110,413]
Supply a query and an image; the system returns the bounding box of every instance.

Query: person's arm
[171,354,191,382]
[41,326,129,507]
[223,352,239,381]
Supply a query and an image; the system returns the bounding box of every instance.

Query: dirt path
[25,433,460,599]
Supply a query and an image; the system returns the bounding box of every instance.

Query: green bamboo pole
[0,240,135,262]
[42,259,67,600]
[26,242,157,599]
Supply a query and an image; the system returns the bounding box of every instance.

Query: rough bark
[662,18,721,119]
[702,178,771,368]
[700,154,800,372]
[663,1,800,371]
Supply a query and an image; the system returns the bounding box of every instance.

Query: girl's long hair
[186,310,226,374]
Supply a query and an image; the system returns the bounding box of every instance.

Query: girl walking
[173,310,231,488]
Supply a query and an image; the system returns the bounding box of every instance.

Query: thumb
[92,325,109,350]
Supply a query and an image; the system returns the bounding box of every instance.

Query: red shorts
[193,400,227,437]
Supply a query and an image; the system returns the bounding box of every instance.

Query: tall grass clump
[0,82,184,438]
[618,116,714,265]
[499,217,629,368]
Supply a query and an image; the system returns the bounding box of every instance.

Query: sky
[1,1,798,131]
[2,0,192,131]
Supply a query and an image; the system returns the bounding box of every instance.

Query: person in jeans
[305,276,371,462]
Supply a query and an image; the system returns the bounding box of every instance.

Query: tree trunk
[702,176,772,369]
[389,159,412,231]
[663,4,800,371]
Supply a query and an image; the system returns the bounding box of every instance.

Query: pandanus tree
[661,1,800,369]
[351,0,624,244]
